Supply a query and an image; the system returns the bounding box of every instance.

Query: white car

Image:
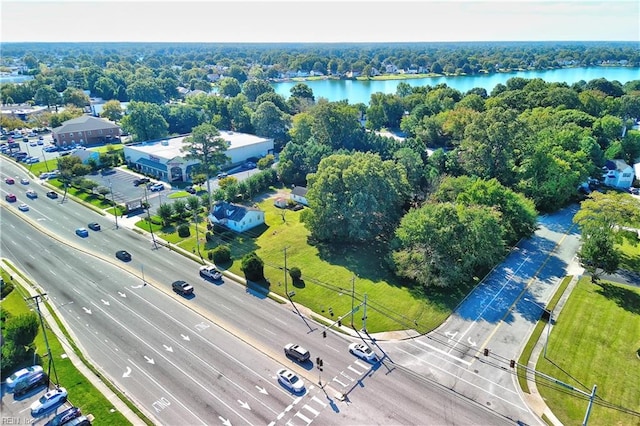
[26,189,38,199]
[5,365,44,391]
[348,342,378,363]
[149,183,164,192]
[30,387,67,416]
[199,265,222,281]
[20,177,29,184]
[277,368,305,393]
[18,203,30,212]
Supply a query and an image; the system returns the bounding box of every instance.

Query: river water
[273,67,640,105]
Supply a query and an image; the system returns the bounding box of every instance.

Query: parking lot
[1,381,76,425]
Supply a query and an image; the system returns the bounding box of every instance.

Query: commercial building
[52,115,121,147]
[123,131,274,183]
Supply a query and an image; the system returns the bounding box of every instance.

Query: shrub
[177,224,191,238]
[205,231,214,242]
[289,266,302,281]
[241,252,264,281]
[212,245,231,264]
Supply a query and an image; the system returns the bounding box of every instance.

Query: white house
[208,200,265,233]
[290,186,308,206]
[602,159,634,189]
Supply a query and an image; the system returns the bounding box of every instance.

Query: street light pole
[143,186,157,249]
[108,180,118,229]
[194,208,201,259]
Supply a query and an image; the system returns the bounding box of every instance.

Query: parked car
[5,177,15,184]
[5,193,17,202]
[217,172,228,179]
[133,177,150,186]
[62,415,91,426]
[276,368,305,393]
[75,228,89,238]
[18,203,29,212]
[199,265,222,281]
[88,222,101,231]
[13,372,48,397]
[185,185,196,194]
[46,191,59,199]
[26,189,38,199]
[25,157,40,164]
[348,342,378,363]
[172,280,194,295]
[44,406,81,426]
[149,183,164,192]
[30,387,68,416]
[116,250,132,261]
[5,365,44,391]
[284,343,311,362]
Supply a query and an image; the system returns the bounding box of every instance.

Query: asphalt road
[1,157,512,425]
[380,206,584,425]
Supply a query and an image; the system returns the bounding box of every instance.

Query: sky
[1,1,639,43]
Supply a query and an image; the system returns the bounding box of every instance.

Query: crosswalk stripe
[311,395,327,407]
[295,411,313,424]
[354,360,369,369]
[303,404,320,416]
[348,365,362,375]
[340,371,354,381]
[333,377,348,386]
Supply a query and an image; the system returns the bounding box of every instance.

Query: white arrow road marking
[467,337,477,347]
[82,307,92,314]
[219,416,232,426]
[123,367,132,378]
[445,331,458,339]
[180,334,190,341]
[131,284,144,289]
[163,345,174,352]
[238,400,250,410]
[144,356,155,364]
[101,299,110,305]
[118,291,126,298]
[255,386,268,395]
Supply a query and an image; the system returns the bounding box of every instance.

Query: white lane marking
[332,377,348,386]
[325,344,340,353]
[311,395,327,407]
[263,328,276,335]
[294,411,312,424]
[347,365,362,375]
[415,340,472,365]
[273,317,287,326]
[354,359,369,369]
[339,371,354,381]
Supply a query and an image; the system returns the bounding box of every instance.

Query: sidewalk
[3,259,148,426]
[520,272,583,426]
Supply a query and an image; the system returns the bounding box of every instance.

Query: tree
[181,123,231,209]
[251,101,290,149]
[290,83,315,101]
[158,203,174,226]
[121,101,169,141]
[305,152,411,243]
[57,155,91,201]
[218,77,242,97]
[573,191,640,280]
[34,86,61,108]
[100,100,124,122]
[392,202,505,288]
[241,252,264,281]
[173,199,188,219]
[186,195,201,213]
[242,79,274,102]
[4,313,39,347]
[49,106,84,128]
[289,266,302,282]
[127,79,165,104]
[62,88,90,108]
[94,76,119,100]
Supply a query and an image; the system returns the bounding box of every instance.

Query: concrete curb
[2,258,148,426]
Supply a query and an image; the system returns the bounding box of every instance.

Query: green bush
[177,224,191,238]
[241,252,264,281]
[212,245,231,264]
[289,266,302,281]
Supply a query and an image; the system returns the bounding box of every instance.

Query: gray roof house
[52,115,120,147]
[290,186,309,206]
[208,200,265,233]
[603,159,634,189]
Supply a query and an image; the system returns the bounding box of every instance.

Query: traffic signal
[338,320,342,327]
[319,358,323,367]
[510,359,516,368]
[322,330,327,338]
[483,348,489,356]
[316,357,321,365]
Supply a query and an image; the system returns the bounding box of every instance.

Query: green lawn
[536,277,640,426]
[1,266,140,425]
[155,191,463,333]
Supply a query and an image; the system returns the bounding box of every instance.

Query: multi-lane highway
[1,158,512,425]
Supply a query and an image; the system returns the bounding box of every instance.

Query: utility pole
[283,246,291,302]
[351,275,356,327]
[362,293,368,333]
[583,385,597,426]
[109,180,118,229]
[26,294,59,387]
[144,186,158,249]
[194,207,201,259]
